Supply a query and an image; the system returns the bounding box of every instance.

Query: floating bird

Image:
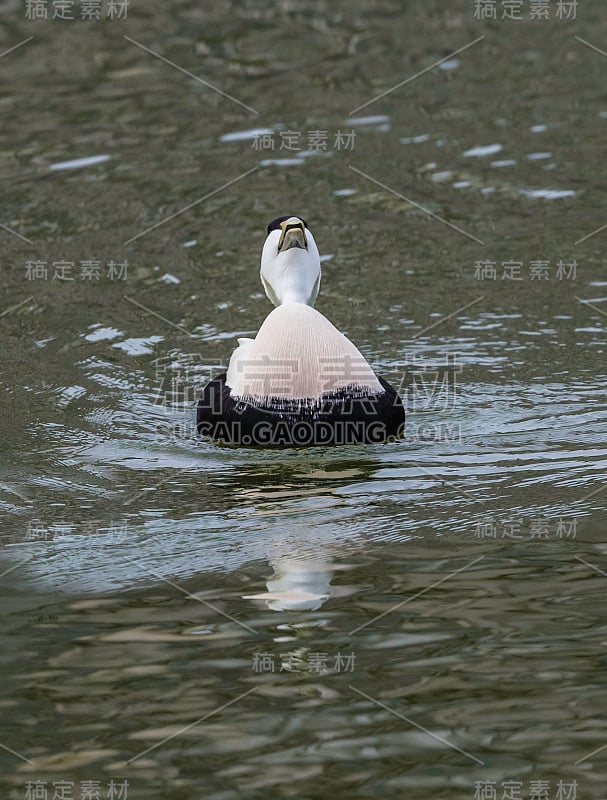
[197,216,405,447]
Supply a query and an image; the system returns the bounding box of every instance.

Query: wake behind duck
[197,216,405,447]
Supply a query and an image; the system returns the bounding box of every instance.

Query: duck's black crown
[267,216,309,235]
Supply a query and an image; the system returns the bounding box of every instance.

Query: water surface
[1,2,606,798]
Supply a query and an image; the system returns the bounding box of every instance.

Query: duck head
[260,215,321,306]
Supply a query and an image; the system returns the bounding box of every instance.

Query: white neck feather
[260,229,321,307]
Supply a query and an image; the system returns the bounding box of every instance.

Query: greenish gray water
[1,2,606,798]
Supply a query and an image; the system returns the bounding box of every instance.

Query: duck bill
[278,223,307,252]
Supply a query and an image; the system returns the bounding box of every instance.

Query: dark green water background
[1,1,606,798]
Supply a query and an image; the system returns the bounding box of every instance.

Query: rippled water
[1,2,606,798]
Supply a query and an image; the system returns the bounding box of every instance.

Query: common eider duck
[197,216,405,447]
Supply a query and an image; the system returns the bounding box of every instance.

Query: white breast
[226,302,383,403]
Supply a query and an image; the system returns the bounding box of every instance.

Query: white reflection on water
[244,556,334,611]
[49,154,111,171]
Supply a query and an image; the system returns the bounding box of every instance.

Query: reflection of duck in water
[243,556,333,612]
[197,216,405,447]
